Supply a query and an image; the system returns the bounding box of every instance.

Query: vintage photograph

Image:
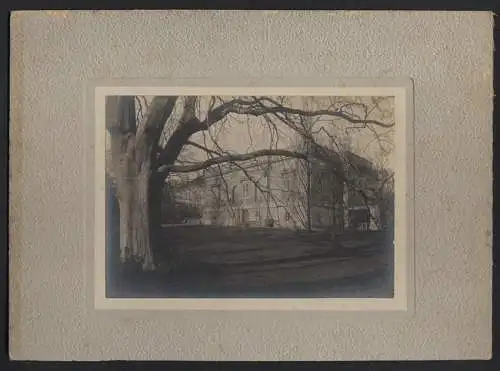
[103,94,396,299]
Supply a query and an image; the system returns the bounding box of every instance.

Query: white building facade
[168,149,384,232]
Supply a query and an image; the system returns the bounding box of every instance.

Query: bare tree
[106,95,394,271]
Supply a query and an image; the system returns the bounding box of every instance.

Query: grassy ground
[107,226,394,298]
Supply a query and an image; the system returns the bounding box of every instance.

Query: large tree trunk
[115,159,157,270]
[111,115,156,270]
[106,95,179,271]
[129,167,155,270]
[108,110,140,268]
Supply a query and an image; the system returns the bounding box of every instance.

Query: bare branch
[201,129,237,217]
[197,97,394,132]
[159,149,307,174]
[186,140,277,215]
[136,97,177,145]
[185,140,220,156]
[179,96,198,126]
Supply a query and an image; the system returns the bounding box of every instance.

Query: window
[281,170,296,200]
[282,170,294,191]
[285,211,291,221]
[211,182,221,203]
[230,185,237,204]
[263,163,272,177]
[242,182,249,199]
[284,176,291,191]
[318,171,328,193]
[254,184,259,202]
[316,211,323,224]
[212,180,221,193]
[254,209,261,221]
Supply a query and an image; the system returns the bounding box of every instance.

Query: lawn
[107,226,394,298]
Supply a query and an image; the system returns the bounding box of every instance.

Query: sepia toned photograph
[100,90,402,304]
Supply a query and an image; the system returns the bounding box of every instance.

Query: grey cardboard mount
[9,11,493,361]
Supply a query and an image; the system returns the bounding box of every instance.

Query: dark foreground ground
[106,226,394,298]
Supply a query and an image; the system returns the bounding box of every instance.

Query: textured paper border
[86,79,415,311]
[10,11,492,360]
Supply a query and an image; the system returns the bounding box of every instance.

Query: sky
[106,95,395,176]
[180,95,395,171]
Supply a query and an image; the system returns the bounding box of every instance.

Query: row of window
[194,171,351,204]
[211,180,263,202]
[181,185,360,209]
